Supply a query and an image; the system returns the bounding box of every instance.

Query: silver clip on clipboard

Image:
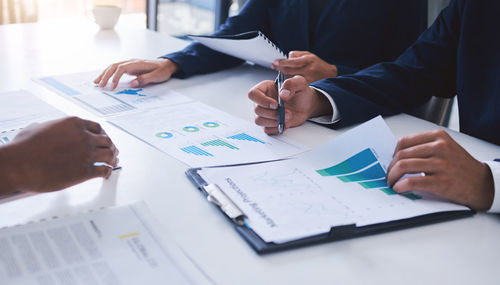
[203,184,246,226]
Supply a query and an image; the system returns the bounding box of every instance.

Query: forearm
[162,45,245,79]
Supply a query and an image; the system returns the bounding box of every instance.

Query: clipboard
[186,167,474,254]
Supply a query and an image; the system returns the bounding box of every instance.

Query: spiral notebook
[188,31,286,68]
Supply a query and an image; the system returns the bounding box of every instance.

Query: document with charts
[0,202,210,285]
[35,71,192,117]
[108,101,309,167]
[0,90,66,145]
[196,117,470,244]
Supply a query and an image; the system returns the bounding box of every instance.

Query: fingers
[92,166,113,179]
[394,130,450,155]
[92,134,113,147]
[288,51,310,58]
[255,109,292,129]
[275,57,309,68]
[388,142,438,173]
[97,61,127,88]
[248,80,279,109]
[94,148,119,166]
[110,63,133,89]
[83,119,103,134]
[273,57,312,77]
[392,176,434,194]
[132,69,165,87]
[387,158,441,186]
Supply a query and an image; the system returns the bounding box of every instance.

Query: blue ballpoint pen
[276,71,285,134]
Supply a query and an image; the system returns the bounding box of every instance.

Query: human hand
[5,117,119,193]
[387,130,494,211]
[248,75,332,135]
[94,58,179,89]
[271,51,338,83]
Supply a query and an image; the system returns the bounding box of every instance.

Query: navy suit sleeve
[161,0,270,78]
[311,0,462,128]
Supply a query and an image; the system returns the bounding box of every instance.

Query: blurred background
[0,0,450,36]
[0,0,243,36]
[0,0,458,129]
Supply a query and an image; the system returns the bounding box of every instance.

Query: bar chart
[316,148,421,200]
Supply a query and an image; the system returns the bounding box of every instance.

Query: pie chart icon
[156,132,173,139]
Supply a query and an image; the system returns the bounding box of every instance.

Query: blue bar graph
[40,77,80,96]
[181,145,213,157]
[358,178,388,189]
[2,137,9,144]
[337,163,386,182]
[226,133,265,144]
[315,148,422,200]
[317,148,377,176]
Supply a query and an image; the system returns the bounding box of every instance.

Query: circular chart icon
[203,122,220,128]
[183,126,200,132]
[155,132,173,139]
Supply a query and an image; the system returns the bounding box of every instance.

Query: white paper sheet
[108,101,308,167]
[0,202,209,285]
[199,117,469,243]
[36,71,192,117]
[0,90,66,137]
[189,32,286,68]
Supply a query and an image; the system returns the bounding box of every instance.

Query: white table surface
[1,17,500,285]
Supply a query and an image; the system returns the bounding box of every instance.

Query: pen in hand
[276,71,285,134]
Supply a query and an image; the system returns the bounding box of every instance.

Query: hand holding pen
[249,75,333,135]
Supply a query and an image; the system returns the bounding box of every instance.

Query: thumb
[279,75,308,102]
[288,50,309,58]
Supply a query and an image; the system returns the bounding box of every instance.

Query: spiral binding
[257,31,286,58]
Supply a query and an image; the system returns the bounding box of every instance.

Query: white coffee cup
[90,5,121,30]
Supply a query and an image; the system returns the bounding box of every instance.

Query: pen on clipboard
[276,71,286,134]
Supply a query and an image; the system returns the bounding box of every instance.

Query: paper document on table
[188,31,286,68]
[108,101,309,167]
[35,71,192,117]
[198,117,469,243]
[0,202,210,285]
[0,90,66,145]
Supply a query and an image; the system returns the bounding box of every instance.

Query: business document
[0,202,210,284]
[108,101,308,167]
[198,117,468,243]
[0,90,66,145]
[36,71,192,117]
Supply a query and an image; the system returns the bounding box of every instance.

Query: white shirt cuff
[485,161,500,213]
[308,87,341,124]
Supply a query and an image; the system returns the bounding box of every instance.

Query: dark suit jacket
[162,0,427,78]
[312,0,500,146]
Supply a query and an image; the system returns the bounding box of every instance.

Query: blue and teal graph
[337,163,386,182]
[115,89,146,96]
[316,148,421,200]
[317,148,377,176]
[201,139,239,150]
[0,136,9,144]
[181,145,213,157]
[227,133,265,144]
